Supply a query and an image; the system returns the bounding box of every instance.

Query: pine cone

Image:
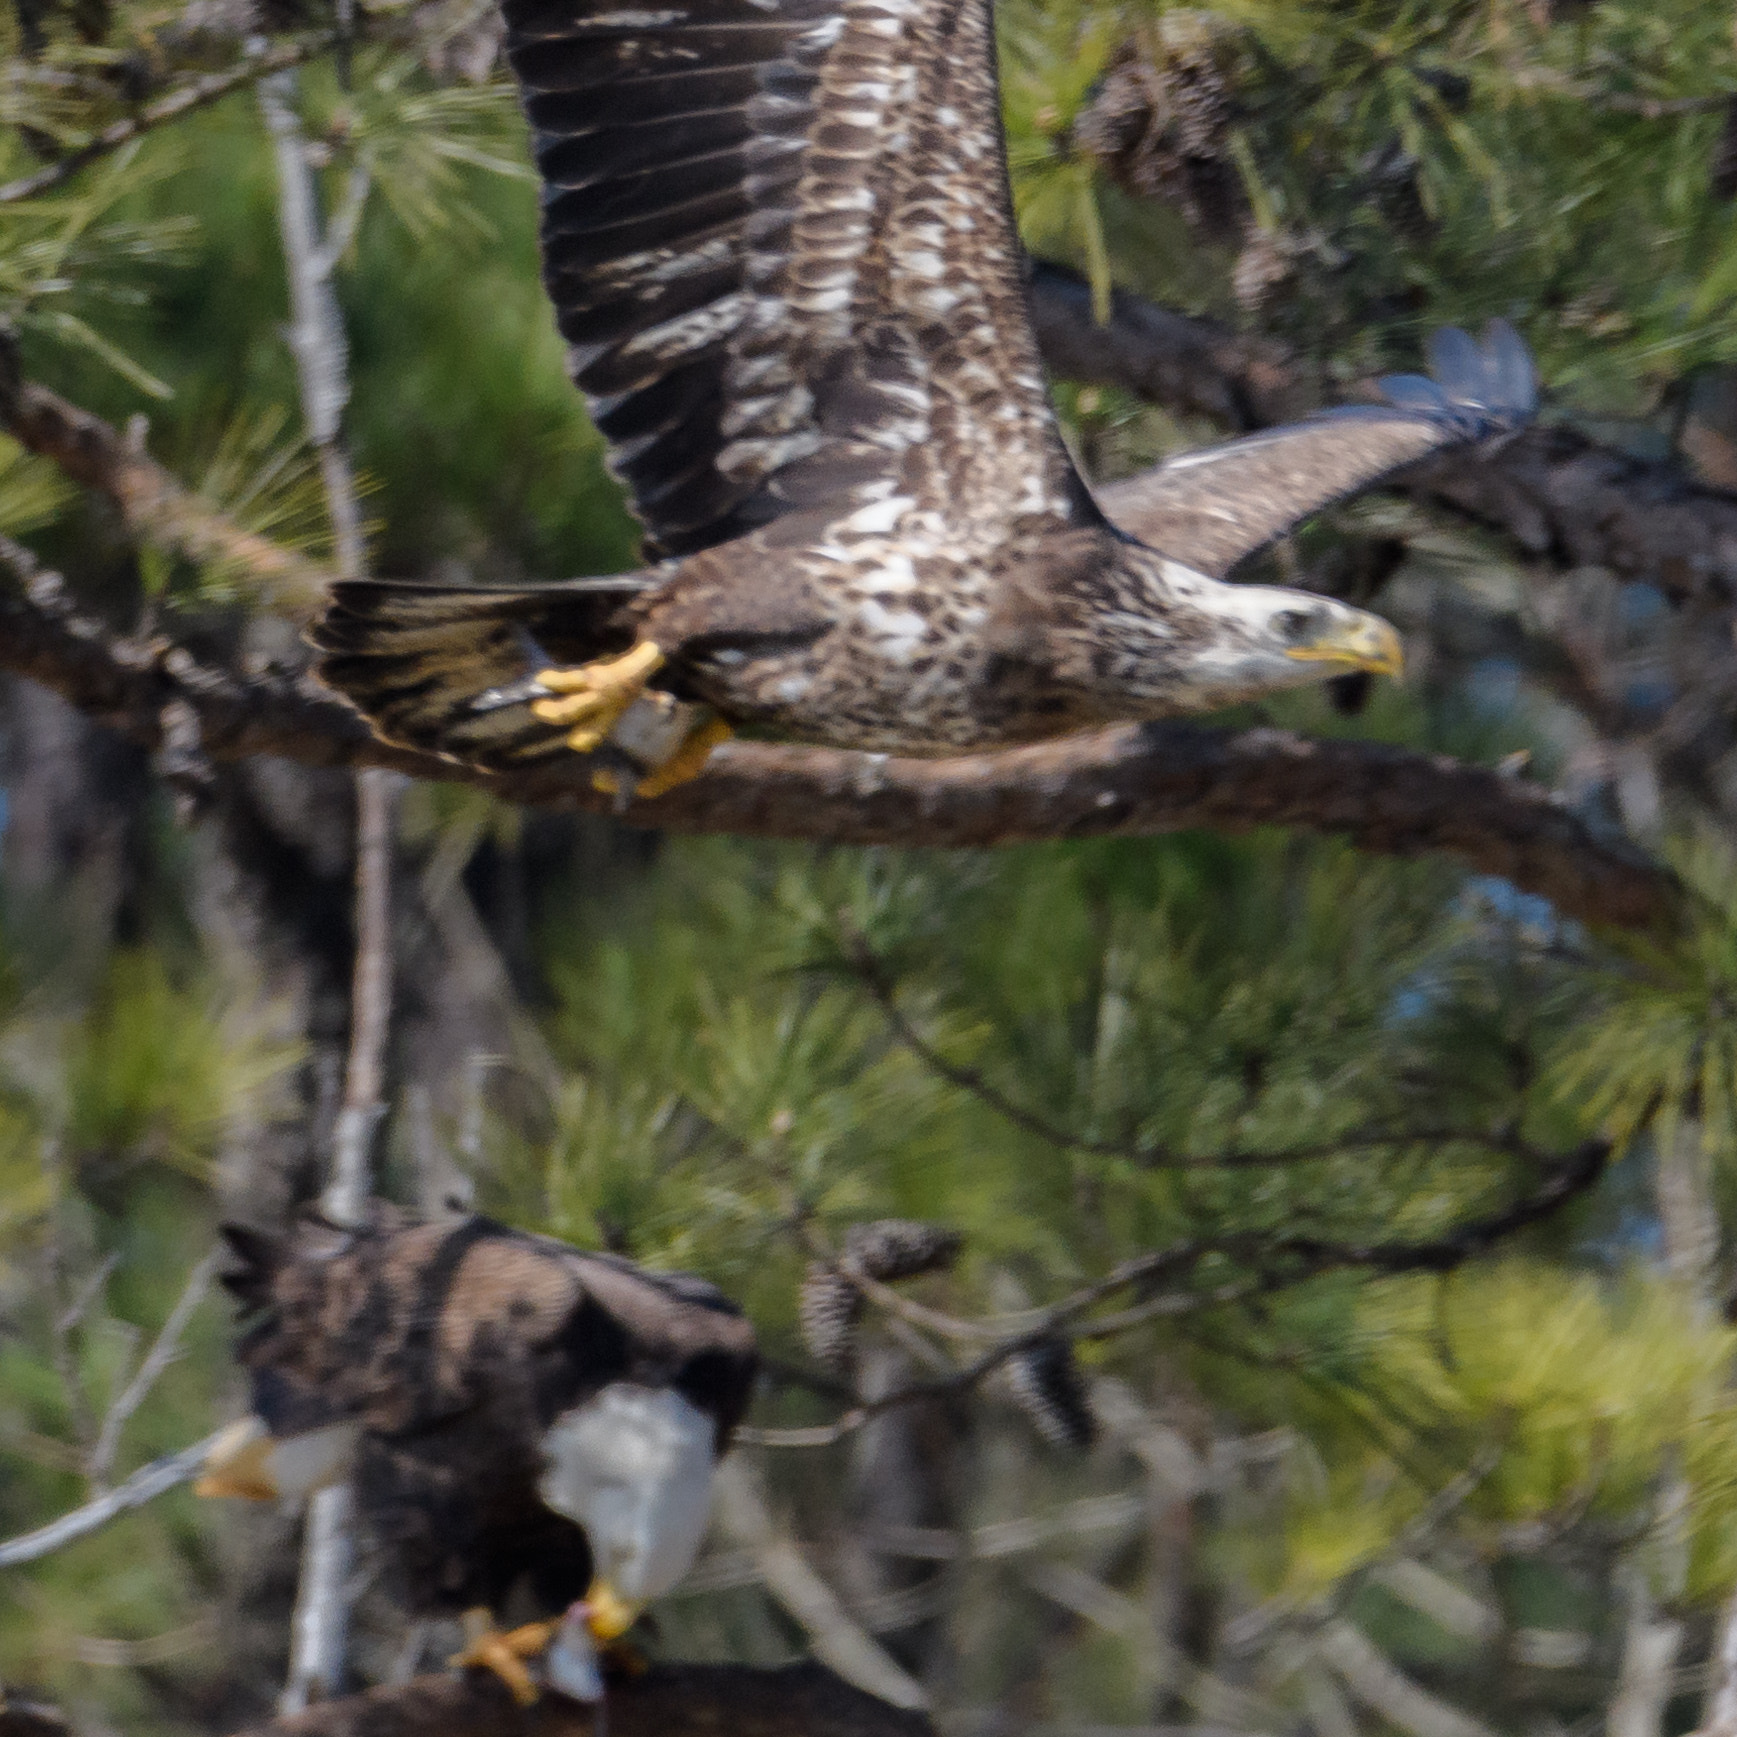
[1072,17,1251,241]
[1232,229,1295,312]
[798,1262,862,1369]
[1005,1337,1097,1451]
[844,1219,963,1283]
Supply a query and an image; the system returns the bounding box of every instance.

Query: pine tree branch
[0,353,333,611]
[264,60,386,1716]
[0,34,336,205]
[0,536,1676,932]
[747,1138,1611,1448]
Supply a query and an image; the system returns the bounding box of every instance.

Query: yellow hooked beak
[193,1416,279,1502]
[581,1578,643,1643]
[1284,612,1404,679]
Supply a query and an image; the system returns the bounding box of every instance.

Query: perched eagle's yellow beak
[1285,613,1404,679]
[581,1578,643,1642]
[194,1416,279,1502]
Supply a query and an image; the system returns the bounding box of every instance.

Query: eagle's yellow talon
[582,1579,643,1643]
[534,641,663,696]
[530,690,611,729]
[531,642,667,755]
[449,1614,556,1707]
[634,717,734,800]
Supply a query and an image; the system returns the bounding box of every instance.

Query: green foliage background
[2,0,1737,1733]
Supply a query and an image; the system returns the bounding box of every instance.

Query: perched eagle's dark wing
[1097,323,1535,580]
[222,1215,756,1440]
[505,0,1090,561]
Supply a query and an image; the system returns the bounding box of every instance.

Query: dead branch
[87,1248,218,1487]
[0,1427,229,1566]
[231,1662,936,1737]
[1028,260,1308,431]
[0,35,335,205]
[0,537,1675,931]
[710,1463,929,1710]
[0,358,332,612]
[324,768,396,1224]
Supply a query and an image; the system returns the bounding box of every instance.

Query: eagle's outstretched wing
[506,0,1090,562]
[1097,323,1535,579]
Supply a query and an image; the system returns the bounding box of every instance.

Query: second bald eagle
[198,1211,757,1703]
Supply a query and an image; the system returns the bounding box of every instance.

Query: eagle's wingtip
[1369,317,1536,439]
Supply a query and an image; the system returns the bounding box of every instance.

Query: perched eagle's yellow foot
[594,716,733,802]
[530,642,666,751]
[543,1580,646,1703]
[449,1610,555,1707]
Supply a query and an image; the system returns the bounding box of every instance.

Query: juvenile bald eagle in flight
[310,0,1535,800]
[197,1211,757,1704]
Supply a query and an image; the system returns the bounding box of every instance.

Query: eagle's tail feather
[310,577,650,767]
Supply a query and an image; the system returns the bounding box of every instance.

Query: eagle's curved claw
[530,642,666,748]
[593,715,734,803]
[449,1612,556,1707]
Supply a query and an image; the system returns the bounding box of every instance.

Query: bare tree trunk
[1607,1578,1684,1737]
[324,766,395,1228]
[1694,1585,1737,1737]
[261,65,395,1716]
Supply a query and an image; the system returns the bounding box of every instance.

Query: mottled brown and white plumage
[199,1210,757,1694]
[309,0,1534,794]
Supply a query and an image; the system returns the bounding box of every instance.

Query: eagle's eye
[1272,608,1318,644]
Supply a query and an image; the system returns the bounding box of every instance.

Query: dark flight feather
[503,0,1088,562]
[1097,321,1535,580]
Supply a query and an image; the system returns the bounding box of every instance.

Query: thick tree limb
[0,538,1674,931]
[1027,261,1307,430]
[1029,262,1737,610]
[232,1662,936,1737]
[0,357,332,611]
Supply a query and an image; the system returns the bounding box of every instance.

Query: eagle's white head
[1111,550,1404,714]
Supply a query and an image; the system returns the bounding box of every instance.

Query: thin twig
[88,1249,219,1488]
[0,1427,229,1566]
[0,36,335,205]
